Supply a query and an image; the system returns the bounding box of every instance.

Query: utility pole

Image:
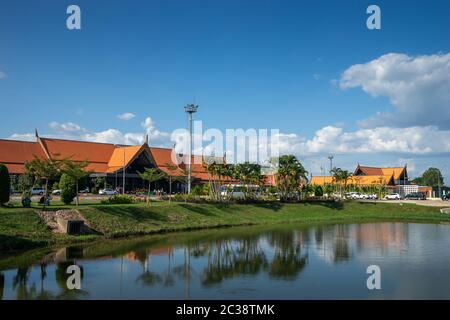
[327,155,334,175]
[184,104,198,194]
[123,147,126,194]
[437,169,442,198]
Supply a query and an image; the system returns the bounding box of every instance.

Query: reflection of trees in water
[314,225,353,264]
[163,251,175,287]
[333,225,351,263]
[266,231,308,280]
[200,238,268,286]
[55,261,88,300]
[0,272,4,300]
[135,249,162,287]
[12,266,34,300]
[9,263,55,300]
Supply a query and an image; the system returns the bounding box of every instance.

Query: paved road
[363,199,450,207]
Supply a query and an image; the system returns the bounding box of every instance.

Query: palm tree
[274,155,308,201]
[331,167,351,198]
[60,159,92,206]
[138,168,166,204]
[232,163,262,201]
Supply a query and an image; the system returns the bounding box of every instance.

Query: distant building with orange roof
[310,164,410,195]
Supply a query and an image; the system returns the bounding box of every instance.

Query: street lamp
[436,169,442,198]
[327,154,334,175]
[184,104,198,194]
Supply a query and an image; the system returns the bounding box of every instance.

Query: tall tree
[138,168,166,203]
[412,167,444,187]
[331,167,351,197]
[165,165,190,202]
[205,162,230,201]
[274,155,308,201]
[0,164,10,206]
[233,162,263,200]
[61,160,92,206]
[25,157,62,205]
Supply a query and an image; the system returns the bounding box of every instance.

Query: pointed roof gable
[380,167,406,180]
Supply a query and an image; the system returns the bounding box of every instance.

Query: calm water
[1,222,450,299]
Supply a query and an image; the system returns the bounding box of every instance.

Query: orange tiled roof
[0,139,47,173]
[108,145,143,167]
[0,137,229,181]
[310,175,395,186]
[39,138,116,163]
[380,167,405,180]
[355,165,406,181]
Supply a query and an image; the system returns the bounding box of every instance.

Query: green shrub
[52,181,60,191]
[0,164,10,205]
[192,184,209,196]
[314,185,324,197]
[101,194,134,204]
[60,173,76,205]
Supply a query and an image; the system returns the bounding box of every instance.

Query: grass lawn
[1,200,449,252]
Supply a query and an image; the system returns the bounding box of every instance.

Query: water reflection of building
[125,246,173,262]
[313,223,409,264]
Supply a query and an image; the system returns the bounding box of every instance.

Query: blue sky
[0,0,450,182]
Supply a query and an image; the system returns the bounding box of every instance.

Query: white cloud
[271,125,450,156]
[7,120,450,158]
[117,112,135,121]
[0,71,6,79]
[8,117,173,147]
[339,52,450,128]
[49,121,84,132]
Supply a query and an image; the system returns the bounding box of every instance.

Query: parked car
[367,194,378,200]
[31,187,45,195]
[442,193,450,201]
[346,192,360,199]
[404,192,426,200]
[99,188,118,195]
[385,193,401,200]
[79,187,90,194]
[52,189,61,195]
[220,184,261,199]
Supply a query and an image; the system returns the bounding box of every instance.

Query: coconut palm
[274,155,308,201]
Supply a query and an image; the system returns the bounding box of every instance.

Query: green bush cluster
[101,194,134,204]
[314,185,324,197]
[60,173,76,205]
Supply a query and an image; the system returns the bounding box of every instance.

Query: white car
[99,188,118,195]
[31,187,45,195]
[385,193,401,200]
[346,192,360,199]
[368,194,378,200]
[52,189,61,195]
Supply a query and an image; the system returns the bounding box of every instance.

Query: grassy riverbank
[1,200,449,252]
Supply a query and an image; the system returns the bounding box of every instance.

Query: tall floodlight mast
[184,104,198,194]
[328,154,334,175]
